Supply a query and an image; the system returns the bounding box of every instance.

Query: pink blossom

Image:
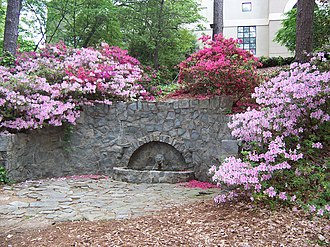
[214,194,227,204]
[290,195,296,202]
[309,205,316,213]
[325,205,330,212]
[312,142,323,149]
[264,187,277,198]
[278,192,287,201]
[317,209,324,216]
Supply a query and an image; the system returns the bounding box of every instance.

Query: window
[238,26,256,54]
[242,2,252,12]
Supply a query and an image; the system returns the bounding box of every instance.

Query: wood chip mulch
[1,200,329,247]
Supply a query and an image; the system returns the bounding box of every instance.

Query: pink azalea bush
[177,35,261,104]
[210,52,330,217]
[0,42,153,133]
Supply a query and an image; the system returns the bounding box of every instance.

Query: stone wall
[2,97,238,182]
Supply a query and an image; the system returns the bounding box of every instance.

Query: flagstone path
[0,176,219,236]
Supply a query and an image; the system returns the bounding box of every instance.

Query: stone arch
[123,133,192,168]
[284,0,297,13]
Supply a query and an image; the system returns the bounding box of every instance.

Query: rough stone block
[0,135,10,151]
[199,99,210,108]
[192,111,199,119]
[157,102,167,112]
[219,96,233,110]
[174,119,181,127]
[173,101,180,109]
[145,124,154,132]
[177,128,186,136]
[210,97,220,109]
[166,111,175,120]
[163,120,174,131]
[191,131,200,141]
[221,140,239,155]
[190,100,199,107]
[168,130,178,137]
[137,101,143,110]
[179,100,190,109]
[127,102,138,111]
[147,102,157,111]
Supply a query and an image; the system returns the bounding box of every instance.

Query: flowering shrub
[177,35,261,104]
[210,52,330,217]
[0,42,152,133]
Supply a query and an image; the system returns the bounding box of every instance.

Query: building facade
[194,0,298,57]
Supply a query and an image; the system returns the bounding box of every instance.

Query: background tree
[275,4,330,52]
[20,0,47,51]
[117,0,201,72]
[3,0,22,55]
[46,0,121,48]
[295,0,315,62]
[212,0,223,38]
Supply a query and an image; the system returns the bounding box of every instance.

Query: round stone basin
[112,167,195,184]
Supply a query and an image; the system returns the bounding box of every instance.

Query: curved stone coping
[113,167,195,184]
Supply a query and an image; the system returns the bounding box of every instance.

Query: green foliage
[118,0,201,74]
[158,83,180,96]
[0,51,15,66]
[0,1,6,51]
[0,166,9,184]
[258,56,294,68]
[256,121,330,214]
[46,0,121,48]
[0,1,5,36]
[17,36,35,52]
[275,6,330,52]
[19,0,48,50]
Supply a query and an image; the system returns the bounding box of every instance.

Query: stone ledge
[113,167,195,184]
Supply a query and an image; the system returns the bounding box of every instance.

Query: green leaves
[0,166,9,184]
[275,6,330,52]
[46,0,121,48]
[118,0,202,70]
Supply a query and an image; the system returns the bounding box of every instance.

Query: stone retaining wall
[1,97,238,182]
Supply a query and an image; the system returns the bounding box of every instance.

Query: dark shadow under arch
[128,141,187,171]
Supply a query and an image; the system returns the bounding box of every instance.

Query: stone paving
[0,176,219,236]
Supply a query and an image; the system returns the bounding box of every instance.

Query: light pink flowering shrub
[0,43,152,132]
[210,52,330,217]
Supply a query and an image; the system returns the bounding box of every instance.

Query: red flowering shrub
[178,35,261,104]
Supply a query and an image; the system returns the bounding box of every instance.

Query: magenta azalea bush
[177,35,261,104]
[210,52,330,217]
[0,42,153,133]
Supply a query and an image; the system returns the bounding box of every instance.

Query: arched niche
[128,141,188,171]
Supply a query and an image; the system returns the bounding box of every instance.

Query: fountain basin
[112,167,195,184]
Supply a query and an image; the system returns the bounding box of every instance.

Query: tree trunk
[295,0,315,62]
[3,0,22,55]
[154,0,165,70]
[213,0,223,38]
